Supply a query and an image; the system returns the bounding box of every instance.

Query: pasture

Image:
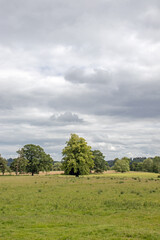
[0,172,160,240]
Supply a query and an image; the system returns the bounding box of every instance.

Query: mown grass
[0,172,160,239]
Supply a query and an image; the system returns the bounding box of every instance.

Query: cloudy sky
[0,0,160,161]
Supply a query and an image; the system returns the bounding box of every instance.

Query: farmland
[0,172,160,240]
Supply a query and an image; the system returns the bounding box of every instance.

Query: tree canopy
[62,134,94,176]
[22,144,53,175]
[0,155,8,175]
[53,162,62,171]
[153,156,160,173]
[92,150,108,173]
[10,150,28,175]
[142,158,153,172]
[113,157,130,173]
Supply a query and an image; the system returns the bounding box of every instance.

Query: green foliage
[92,150,108,173]
[10,149,28,175]
[53,162,62,171]
[121,157,131,164]
[142,158,153,172]
[132,157,146,163]
[0,155,8,175]
[113,157,130,172]
[10,158,28,175]
[130,156,160,173]
[22,144,53,175]
[113,157,119,165]
[62,134,94,176]
[130,161,143,171]
[153,156,160,173]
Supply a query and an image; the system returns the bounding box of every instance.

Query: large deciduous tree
[22,144,53,175]
[62,134,94,176]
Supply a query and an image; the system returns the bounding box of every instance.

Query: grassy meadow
[0,172,160,240]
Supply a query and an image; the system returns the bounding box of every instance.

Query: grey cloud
[64,68,160,119]
[0,0,159,49]
[50,112,84,125]
[0,110,84,127]
[65,68,111,85]
[0,67,160,120]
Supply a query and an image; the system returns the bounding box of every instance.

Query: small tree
[130,161,143,171]
[92,150,108,173]
[22,144,53,175]
[153,156,160,173]
[62,134,94,176]
[114,158,130,173]
[142,158,153,172]
[10,158,27,176]
[10,149,28,175]
[0,155,8,175]
[53,162,62,171]
[136,162,143,171]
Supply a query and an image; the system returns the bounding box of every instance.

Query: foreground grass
[0,172,160,240]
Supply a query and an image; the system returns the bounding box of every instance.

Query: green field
[0,172,160,240]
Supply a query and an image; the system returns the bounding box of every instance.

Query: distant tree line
[107,157,146,168]
[0,134,109,176]
[130,157,160,173]
[0,144,53,176]
[0,134,160,176]
[112,156,160,173]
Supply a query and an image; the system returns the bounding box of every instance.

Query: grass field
[0,172,160,240]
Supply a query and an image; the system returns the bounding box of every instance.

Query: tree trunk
[16,164,18,175]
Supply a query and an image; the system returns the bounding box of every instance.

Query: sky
[0,0,160,161]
